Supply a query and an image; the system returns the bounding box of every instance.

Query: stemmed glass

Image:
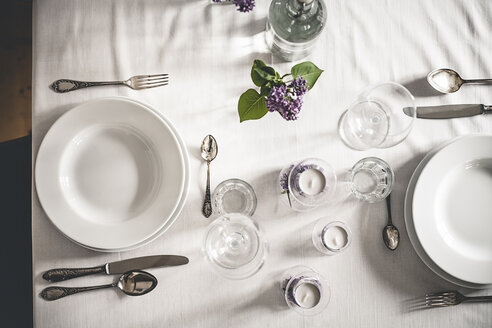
[203,213,267,279]
[339,82,416,150]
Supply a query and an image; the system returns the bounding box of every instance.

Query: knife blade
[403,104,491,119]
[43,255,189,282]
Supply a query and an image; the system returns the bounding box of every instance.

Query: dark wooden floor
[0,1,33,326]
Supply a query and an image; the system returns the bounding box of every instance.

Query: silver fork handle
[463,295,492,303]
[51,79,124,93]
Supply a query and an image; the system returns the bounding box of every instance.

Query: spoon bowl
[383,194,400,251]
[118,270,158,296]
[427,68,464,94]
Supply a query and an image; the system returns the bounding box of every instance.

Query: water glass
[212,179,257,216]
[280,266,330,316]
[339,82,416,150]
[312,218,352,255]
[203,213,267,279]
[349,157,394,203]
[279,158,337,212]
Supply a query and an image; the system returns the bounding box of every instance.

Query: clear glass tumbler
[280,266,330,316]
[349,157,394,203]
[279,158,337,212]
[203,213,268,279]
[212,179,257,216]
[339,82,416,150]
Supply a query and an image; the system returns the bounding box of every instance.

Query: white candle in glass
[322,225,349,251]
[294,282,321,308]
[298,168,326,195]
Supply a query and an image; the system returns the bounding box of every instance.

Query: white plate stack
[35,97,189,252]
[405,135,492,288]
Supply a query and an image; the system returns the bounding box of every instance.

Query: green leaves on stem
[238,60,323,122]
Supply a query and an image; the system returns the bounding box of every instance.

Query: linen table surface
[32,0,492,327]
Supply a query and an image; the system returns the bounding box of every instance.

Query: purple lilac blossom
[266,77,308,121]
[234,0,255,12]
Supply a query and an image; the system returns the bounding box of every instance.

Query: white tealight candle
[298,168,326,195]
[322,225,349,251]
[294,282,321,308]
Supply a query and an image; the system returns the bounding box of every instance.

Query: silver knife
[403,104,492,119]
[42,255,189,282]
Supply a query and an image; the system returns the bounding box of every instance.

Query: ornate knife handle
[50,79,122,93]
[40,284,115,301]
[42,265,106,282]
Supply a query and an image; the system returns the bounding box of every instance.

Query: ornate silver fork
[51,74,169,93]
[425,291,492,308]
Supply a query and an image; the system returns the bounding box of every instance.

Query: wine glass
[339,82,416,150]
[203,213,267,279]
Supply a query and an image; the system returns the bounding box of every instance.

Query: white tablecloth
[32,0,492,327]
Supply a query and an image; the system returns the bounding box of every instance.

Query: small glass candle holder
[203,213,268,280]
[312,218,352,255]
[280,266,330,316]
[212,178,257,216]
[349,157,394,203]
[279,158,337,211]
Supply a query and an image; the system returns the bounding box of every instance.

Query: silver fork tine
[136,80,168,87]
[137,76,169,83]
[136,82,168,90]
[135,74,168,79]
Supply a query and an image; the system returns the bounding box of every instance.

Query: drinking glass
[349,157,394,203]
[312,218,352,255]
[280,266,330,316]
[278,158,337,212]
[212,179,257,216]
[339,82,416,150]
[203,213,267,279]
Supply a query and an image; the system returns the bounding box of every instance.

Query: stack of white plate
[405,135,492,288]
[35,97,189,252]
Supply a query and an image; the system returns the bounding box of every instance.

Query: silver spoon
[382,193,399,251]
[201,135,218,218]
[40,270,157,301]
[427,68,492,94]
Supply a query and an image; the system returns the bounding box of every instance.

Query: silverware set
[405,68,491,120]
[40,255,189,301]
[51,73,169,93]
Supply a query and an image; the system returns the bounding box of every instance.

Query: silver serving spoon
[382,193,399,251]
[427,68,492,94]
[201,135,218,218]
[40,271,157,301]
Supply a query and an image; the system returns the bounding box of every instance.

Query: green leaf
[238,89,268,122]
[291,61,323,90]
[251,60,276,87]
[260,83,271,96]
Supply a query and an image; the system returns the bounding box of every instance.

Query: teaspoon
[382,193,400,251]
[40,270,157,301]
[201,135,218,218]
[427,68,492,94]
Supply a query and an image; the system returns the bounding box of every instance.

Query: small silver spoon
[40,271,157,301]
[383,193,399,251]
[201,135,218,218]
[427,68,492,94]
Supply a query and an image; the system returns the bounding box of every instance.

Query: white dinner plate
[36,97,186,250]
[404,137,490,289]
[413,135,492,285]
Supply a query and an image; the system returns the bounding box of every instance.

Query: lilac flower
[234,0,255,12]
[266,77,308,121]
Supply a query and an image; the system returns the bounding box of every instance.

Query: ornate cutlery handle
[40,283,115,301]
[51,79,123,93]
[43,265,106,282]
[202,161,212,218]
